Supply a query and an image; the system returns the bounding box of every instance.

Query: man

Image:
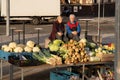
[66,14,81,41]
[49,16,65,41]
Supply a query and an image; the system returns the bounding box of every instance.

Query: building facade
[61,0,115,5]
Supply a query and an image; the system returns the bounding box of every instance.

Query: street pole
[6,0,10,36]
[6,0,13,80]
[102,1,105,18]
[98,0,101,44]
[115,0,120,79]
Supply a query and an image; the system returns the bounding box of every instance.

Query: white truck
[0,0,60,24]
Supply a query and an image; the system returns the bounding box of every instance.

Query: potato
[70,39,74,43]
[81,59,84,62]
[84,58,87,62]
[81,52,85,56]
[77,54,80,58]
[75,48,79,52]
[68,52,72,56]
[72,46,76,49]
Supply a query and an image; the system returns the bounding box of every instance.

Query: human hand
[57,32,63,36]
[72,31,77,35]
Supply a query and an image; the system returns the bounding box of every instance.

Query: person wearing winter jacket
[66,14,81,41]
[49,16,65,41]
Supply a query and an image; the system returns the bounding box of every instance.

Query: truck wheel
[31,17,40,25]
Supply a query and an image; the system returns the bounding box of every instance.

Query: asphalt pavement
[0,17,115,45]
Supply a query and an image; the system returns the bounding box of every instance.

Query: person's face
[70,16,75,23]
[57,17,63,23]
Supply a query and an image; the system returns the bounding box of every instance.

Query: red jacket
[67,21,79,30]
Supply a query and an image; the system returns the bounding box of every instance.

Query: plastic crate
[0,50,12,60]
[8,56,42,67]
[50,70,79,80]
[0,50,33,61]
[8,52,44,67]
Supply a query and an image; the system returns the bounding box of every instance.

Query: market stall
[0,38,115,80]
[2,0,116,79]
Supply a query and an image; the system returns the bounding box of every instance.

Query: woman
[49,16,65,41]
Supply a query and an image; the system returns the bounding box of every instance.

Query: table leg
[98,28,101,44]
[37,30,40,45]
[0,60,3,80]
[67,67,72,72]
[18,32,20,44]
[82,64,85,80]
[11,29,14,42]
[21,68,24,80]
[10,65,13,80]
[85,21,88,39]
[23,22,25,44]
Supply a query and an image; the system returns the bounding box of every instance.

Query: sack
[45,38,51,48]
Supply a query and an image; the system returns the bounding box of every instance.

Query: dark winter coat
[49,21,65,41]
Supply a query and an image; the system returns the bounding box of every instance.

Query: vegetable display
[1,40,41,53]
[48,40,64,52]
[60,39,90,64]
[0,39,115,66]
[33,49,62,66]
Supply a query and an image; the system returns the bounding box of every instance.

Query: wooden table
[0,57,114,80]
[15,61,114,80]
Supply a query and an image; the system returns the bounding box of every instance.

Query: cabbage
[17,44,25,49]
[79,38,87,43]
[59,46,68,54]
[4,46,12,52]
[9,42,17,49]
[24,46,32,53]
[90,43,97,48]
[1,45,8,50]
[102,50,107,54]
[49,44,59,52]
[26,40,35,48]
[53,40,64,46]
[98,47,102,52]
[33,47,40,53]
[48,40,64,52]
[48,42,53,48]
[89,52,96,57]
[14,47,23,53]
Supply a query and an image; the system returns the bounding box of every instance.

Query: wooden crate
[96,54,114,61]
[79,0,93,5]
[70,0,79,4]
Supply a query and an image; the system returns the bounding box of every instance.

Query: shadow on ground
[15,67,67,80]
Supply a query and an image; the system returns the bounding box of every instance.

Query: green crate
[50,70,79,80]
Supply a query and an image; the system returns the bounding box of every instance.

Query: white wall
[1,0,60,17]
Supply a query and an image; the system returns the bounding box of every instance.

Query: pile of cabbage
[48,40,64,52]
[1,40,41,53]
